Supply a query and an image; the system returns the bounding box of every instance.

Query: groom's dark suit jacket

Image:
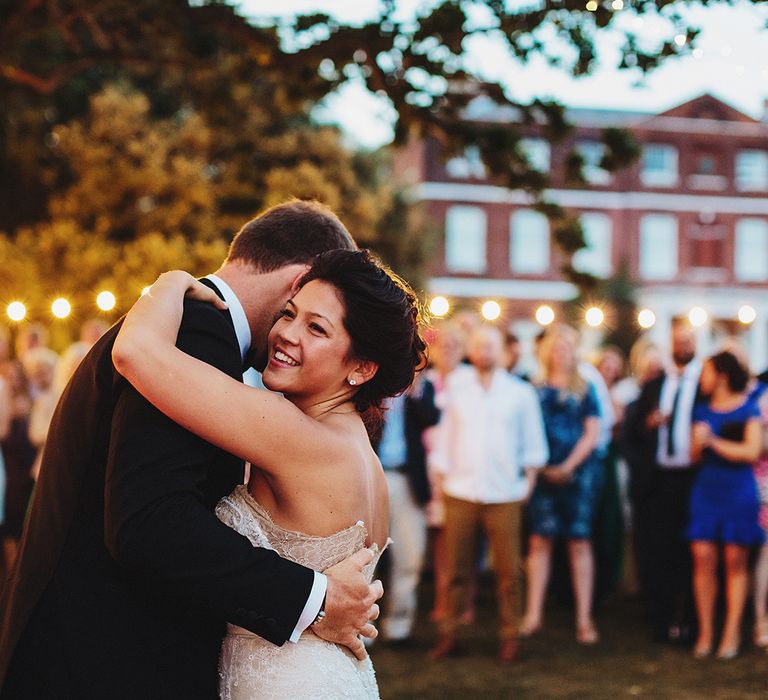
[0,287,315,699]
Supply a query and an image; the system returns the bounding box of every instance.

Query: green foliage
[0,0,753,312]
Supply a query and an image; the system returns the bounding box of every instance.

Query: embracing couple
[0,201,426,699]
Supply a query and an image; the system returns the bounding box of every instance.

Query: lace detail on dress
[215,485,387,700]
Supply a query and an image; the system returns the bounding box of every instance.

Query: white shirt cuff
[289,571,327,643]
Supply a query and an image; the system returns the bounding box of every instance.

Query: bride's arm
[112,271,345,473]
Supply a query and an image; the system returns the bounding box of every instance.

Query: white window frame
[639,214,678,280]
[641,144,678,187]
[734,218,768,281]
[509,209,550,274]
[519,138,550,173]
[445,145,486,179]
[573,212,612,277]
[735,150,768,192]
[445,205,487,274]
[576,141,611,185]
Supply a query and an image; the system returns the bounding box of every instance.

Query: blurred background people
[373,373,440,645]
[14,325,50,390]
[25,348,60,482]
[590,346,627,599]
[429,325,548,662]
[0,360,36,569]
[522,324,602,644]
[613,339,665,594]
[624,321,701,644]
[424,322,466,623]
[54,318,109,394]
[503,330,530,381]
[613,340,665,415]
[0,327,11,550]
[688,351,764,659]
[754,385,768,649]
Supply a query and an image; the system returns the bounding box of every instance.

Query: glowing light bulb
[429,295,450,317]
[674,34,687,47]
[6,301,26,322]
[637,308,656,329]
[481,300,501,322]
[688,306,708,328]
[51,298,72,319]
[738,305,757,325]
[585,307,604,328]
[585,0,598,11]
[535,305,555,326]
[611,0,623,10]
[96,291,116,312]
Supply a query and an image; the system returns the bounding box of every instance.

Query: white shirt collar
[206,274,251,361]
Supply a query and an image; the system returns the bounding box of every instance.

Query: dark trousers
[633,467,697,637]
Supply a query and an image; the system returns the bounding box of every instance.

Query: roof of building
[462,91,768,137]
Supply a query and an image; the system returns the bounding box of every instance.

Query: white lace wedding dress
[215,485,386,700]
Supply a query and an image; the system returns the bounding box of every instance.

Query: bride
[112,249,426,699]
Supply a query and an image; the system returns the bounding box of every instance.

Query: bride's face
[262,279,356,399]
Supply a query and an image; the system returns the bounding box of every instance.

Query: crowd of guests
[372,316,768,664]
[0,320,108,574]
[4,312,768,665]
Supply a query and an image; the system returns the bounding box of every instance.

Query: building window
[445,205,487,273]
[735,150,768,191]
[445,146,486,179]
[734,218,768,281]
[639,214,678,280]
[696,155,717,175]
[573,213,612,277]
[641,144,678,187]
[518,138,550,173]
[510,209,549,274]
[576,141,611,184]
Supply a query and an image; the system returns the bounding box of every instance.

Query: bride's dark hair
[298,249,427,426]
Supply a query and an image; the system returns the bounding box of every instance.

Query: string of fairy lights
[427,296,759,330]
[6,290,758,332]
[4,288,152,323]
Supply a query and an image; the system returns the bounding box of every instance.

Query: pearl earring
[349,379,357,386]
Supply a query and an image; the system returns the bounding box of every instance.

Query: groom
[0,201,382,699]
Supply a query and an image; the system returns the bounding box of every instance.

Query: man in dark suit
[0,201,381,699]
[621,321,701,643]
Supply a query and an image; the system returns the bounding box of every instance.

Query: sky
[238,0,768,147]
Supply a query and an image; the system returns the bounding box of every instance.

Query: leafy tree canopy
[0,0,751,323]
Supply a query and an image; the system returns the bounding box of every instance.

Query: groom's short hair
[226,200,356,271]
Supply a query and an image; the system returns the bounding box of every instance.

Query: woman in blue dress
[689,351,764,659]
[521,325,602,644]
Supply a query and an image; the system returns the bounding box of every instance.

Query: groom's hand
[313,548,383,660]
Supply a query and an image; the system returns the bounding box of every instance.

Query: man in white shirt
[429,326,548,663]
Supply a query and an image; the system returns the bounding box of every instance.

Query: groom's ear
[288,266,311,296]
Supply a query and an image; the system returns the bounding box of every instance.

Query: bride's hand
[147,271,228,311]
[313,548,383,660]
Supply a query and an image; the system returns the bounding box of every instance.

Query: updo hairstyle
[298,249,428,419]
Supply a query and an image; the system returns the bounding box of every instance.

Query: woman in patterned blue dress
[689,351,764,659]
[521,325,602,644]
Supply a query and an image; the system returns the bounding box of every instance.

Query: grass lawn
[371,575,768,699]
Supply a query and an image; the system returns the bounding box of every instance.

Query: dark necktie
[666,381,682,458]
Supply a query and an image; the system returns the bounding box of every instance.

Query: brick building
[396,93,768,371]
